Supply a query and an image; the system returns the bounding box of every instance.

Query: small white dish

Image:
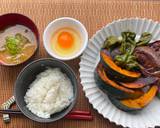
[43,17,88,60]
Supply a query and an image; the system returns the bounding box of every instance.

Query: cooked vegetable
[109,85,158,112]
[103,31,152,70]
[136,32,152,46]
[119,76,158,89]
[119,41,135,54]
[121,31,136,42]
[103,36,120,49]
[121,85,157,108]
[3,33,31,56]
[5,35,21,55]
[108,95,141,112]
[114,53,139,70]
[100,50,141,82]
[95,63,143,99]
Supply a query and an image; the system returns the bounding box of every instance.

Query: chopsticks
[0,109,93,121]
[0,109,21,115]
[65,110,93,120]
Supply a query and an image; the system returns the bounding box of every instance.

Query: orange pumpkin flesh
[98,65,134,93]
[96,64,144,99]
[121,85,158,109]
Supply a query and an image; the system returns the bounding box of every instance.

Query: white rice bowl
[24,68,73,118]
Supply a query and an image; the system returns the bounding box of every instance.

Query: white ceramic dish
[79,18,160,128]
[43,17,88,60]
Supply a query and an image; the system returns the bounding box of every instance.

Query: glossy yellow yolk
[51,27,82,57]
[58,31,74,49]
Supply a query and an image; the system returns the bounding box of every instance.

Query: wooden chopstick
[65,114,93,120]
[69,110,91,115]
[0,109,22,115]
[0,109,93,121]
[65,110,93,120]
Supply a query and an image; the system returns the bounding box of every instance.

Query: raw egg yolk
[58,31,73,48]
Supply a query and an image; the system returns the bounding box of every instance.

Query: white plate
[79,18,160,128]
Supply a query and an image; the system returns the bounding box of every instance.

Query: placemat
[0,0,160,128]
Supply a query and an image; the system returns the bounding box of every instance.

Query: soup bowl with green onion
[0,13,39,66]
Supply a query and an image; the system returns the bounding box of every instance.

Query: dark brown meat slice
[149,40,160,57]
[134,41,160,78]
[134,46,160,69]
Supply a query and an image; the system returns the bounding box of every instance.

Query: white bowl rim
[43,17,88,60]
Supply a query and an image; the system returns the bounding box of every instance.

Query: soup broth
[0,25,37,65]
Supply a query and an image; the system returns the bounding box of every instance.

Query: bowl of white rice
[14,58,78,123]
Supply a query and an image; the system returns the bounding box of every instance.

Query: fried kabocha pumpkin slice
[94,64,144,99]
[100,49,141,82]
[108,85,158,112]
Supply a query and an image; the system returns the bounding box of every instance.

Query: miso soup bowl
[0,13,39,66]
[14,58,78,123]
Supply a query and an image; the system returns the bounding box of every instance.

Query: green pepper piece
[103,36,120,49]
[136,32,152,46]
[114,54,128,66]
[119,40,126,54]
[126,55,136,63]
[120,31,136,54]
[125,43,136,55]
[115,53,139,70]
[126,61,139,70]
[121,31,136,42]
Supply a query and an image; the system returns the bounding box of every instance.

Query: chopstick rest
[1,96,15,123]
